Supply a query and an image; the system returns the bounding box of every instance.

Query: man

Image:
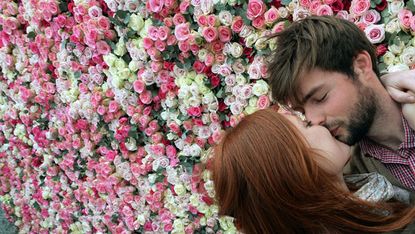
[268,16,415,192]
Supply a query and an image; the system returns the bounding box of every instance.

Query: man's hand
[381,70,415,103]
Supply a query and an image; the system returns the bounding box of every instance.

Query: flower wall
[0,0,414,232]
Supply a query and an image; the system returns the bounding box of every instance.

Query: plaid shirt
[359,116,415,191]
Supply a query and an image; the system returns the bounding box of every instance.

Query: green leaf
[27,31,36,39]
[74,71,81,79]
[408,1,415,12]
[123,14,131,24]
[116,10,128,19]
[33,201,41,211]
[59,1,68,12]
[281,0,292,5]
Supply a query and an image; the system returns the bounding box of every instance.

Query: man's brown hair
[267,16,380,105]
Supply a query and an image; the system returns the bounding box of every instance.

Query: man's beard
[342,86,377,145]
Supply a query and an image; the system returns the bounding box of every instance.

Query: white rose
[239,25,254,38]
[388,0,404,17]
[388,41,405,55]
[278,7,289,18]
[128,14,145,32]
[382,52,396,65]
[293,7,310,21]
[385,18,401,34]
[245,33,259,48]
[400,47,415,66]
[248,64,261,80]
[230,42,243,58]
[232,59,246,74]
[254,37,268,50]
[252,80,269,96]
[174,183,187,196]
[218,11,232,26]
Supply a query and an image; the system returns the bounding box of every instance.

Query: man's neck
[365,94,404,150]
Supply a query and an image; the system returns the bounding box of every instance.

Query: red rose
[376,44,388,56]
[209,74,221,88]
[193,60,206,74]
[375,0,387,11]
[330,0,344,13]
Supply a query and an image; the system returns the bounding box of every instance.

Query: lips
[329,126,339,137]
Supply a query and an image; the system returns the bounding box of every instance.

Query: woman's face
[284,114,352,177]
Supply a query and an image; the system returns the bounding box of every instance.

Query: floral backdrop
[0,0,414,233]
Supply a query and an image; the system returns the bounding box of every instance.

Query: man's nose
[305,109,326,126]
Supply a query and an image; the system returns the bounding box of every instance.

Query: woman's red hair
[212,108,415,233]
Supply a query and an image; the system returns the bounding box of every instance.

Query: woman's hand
[381,70,415,103]
[402,91,415,130]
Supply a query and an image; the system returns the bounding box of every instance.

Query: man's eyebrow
[301,84,324,104]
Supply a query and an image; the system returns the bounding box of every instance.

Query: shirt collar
[360,114,415,159]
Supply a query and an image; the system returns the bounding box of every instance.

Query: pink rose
[218,26,231,42]
[232,16,244,33]
[272,21,286,33]
[202,26,218,42]
[247,0,266,20]
[158,26,170,41]
[216,54,226,64]
[151,61,162,72]
[148,26,159,41]
[164,17,174,27]
[197,15,208,27]
[179,0,190,13]
[362,10,381,25]
[316,4,333,16]
[140,90,152,104]
[355,21,367,31]
[299,0,311,7]
[108,101,119,113]
[173,13,186,25]
[336,10,350,21]
[187,106,202,117]
[96,40,110,55]
[155,40,166,51]
[410,16,415,32]
[364,24,385,44]
[133,79,145,93]
[207,15,217,27]
[97,17,110,30]
[398,9,413,30]
[165,0,177,8]
[264,7,279,25]
[174,23,190,41]
[143,37,154,49]
[350,0,370,17]
[147,0,164,13]
[178,40,190,52]
[309,0,322,14]
[205,53,215,66]
[257,95,270,109]
[252,15,266,29]
[88,6,102,18]
[167,34,177,45]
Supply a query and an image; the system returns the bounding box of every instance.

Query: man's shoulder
[349,145,403,187]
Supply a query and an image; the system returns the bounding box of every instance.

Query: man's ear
[353,51,373,78]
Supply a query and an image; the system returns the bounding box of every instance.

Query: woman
[211,108,415,234]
